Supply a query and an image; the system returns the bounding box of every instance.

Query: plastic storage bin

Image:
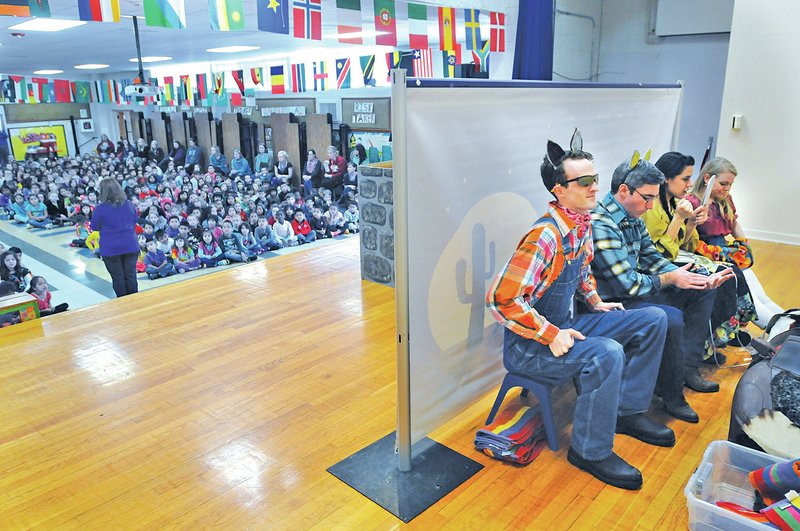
[685,440,783,530]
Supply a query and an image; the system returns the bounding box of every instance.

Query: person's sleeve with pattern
[578,229,602,307]
[592,215,662,298]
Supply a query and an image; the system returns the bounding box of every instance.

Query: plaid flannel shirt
[590,192,677,300]
[486,202,601,345]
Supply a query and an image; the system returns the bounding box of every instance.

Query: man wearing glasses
[488,132,672,490]
[591,153,734,421]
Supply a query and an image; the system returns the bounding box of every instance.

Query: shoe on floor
[662,398,700,423]
[567,448,643,490]
[615,413,675,447]
[684,369,720,393]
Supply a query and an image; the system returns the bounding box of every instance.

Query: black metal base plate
[327,432,483,523]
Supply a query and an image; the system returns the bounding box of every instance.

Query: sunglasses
[562,174,599,187]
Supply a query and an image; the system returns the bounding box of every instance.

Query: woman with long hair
[92,178,140,297]
[687,157,783,328]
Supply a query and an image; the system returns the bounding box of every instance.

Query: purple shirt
[90,200,140,257]
[687,194,737,239]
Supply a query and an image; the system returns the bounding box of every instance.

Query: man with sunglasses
[488,133,671,490]
[591,154,734,414]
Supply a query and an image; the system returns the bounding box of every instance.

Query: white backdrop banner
[401,80,682,443]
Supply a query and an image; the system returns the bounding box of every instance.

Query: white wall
[595,0,730,163]
[554,0,603,82]
[716,0,800,245]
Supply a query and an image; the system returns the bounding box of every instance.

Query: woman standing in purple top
[92,178,140,297]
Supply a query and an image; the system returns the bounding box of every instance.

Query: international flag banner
[411,48,433,78]
[195,73,208,104]
[73,80,91,103]
[441,45,462,78]
[490,12,505,52]
[148,77,161,105]
[28,0,50,17]
[464,9,482,50]
[373,0,396,46]
[30,77,49,103]
[258,0,289,34]
[293,0,322,41]
[438,7,456,51]
[335,58,351,89]
[407,3,428,50]
[291,63,306,93]
[312,61,328,91]
[335,0,361,45]
[212,72,224,96]
[144,0,186,29]
[180,74,191,104]
[471,40,490,73]
[250,67,263,86]
[209,0,244,31]
[359,54,375,86]
[385,50,412,80]
[270,65,285,94]
[0,1,30,16]
[119,78,133,104]
[163,76,175,104]
[9,76,27,104]
[0,77,13,103]
[231,69,245,94]
[55,79,73,103]
[78,0,120,22]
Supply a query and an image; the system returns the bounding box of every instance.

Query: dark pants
[103,252,139,297]
[625,286,716,371]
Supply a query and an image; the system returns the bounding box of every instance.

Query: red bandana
[552,201,592,239]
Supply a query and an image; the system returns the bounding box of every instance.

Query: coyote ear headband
[619,147,652,186]
[543,128,584,191]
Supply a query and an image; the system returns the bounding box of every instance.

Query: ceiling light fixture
[9,18,87,32]
[33,69,63,75]
[206,45,261,53]
[75,64,110,70]
[128,56,172,63]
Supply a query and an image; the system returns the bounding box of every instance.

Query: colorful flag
[231,69,245,94]
[312,61,328,91]
[293,0,322,41]
[73,80,91,103]
[1,77,14,103]
[144,0,186,29]
[78,0,119,22]
[359,55,374,86]
[373,0,396,46]
[10,76,27,104]
[335,58,351,89]
[250,67,263,86]
[163,76,174,104]
[258,0,289,34]
[490,12,505,52]
[385,50,412,80]
[441,47,462,78]
[471,40,490,73]
[270,65,285,94]
[230,92,242,106]
[464,9,482,51]
[195,73,208,104]
[209,0,244,31]
[291,63,306,93]
[212,72,224,96]
[28,0,50,17]
[412,48,433,78]
[336,0,361,44]
[180,74,191,104]
[407,3,428,50]
[29,77,48,104]
[438,7,456,51]
[0,1,31,16]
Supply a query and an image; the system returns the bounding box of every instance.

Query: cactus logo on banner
[428,192,538,352]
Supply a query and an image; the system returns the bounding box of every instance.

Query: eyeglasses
[632,187,657,204]
[562,174,599,187]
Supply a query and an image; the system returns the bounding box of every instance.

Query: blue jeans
[504,306,667,460]
[624,286,716,370]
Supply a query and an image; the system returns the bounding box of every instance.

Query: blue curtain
[512,0,555,80]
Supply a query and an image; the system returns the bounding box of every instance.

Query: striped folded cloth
[750,458,800,505]
[474,403,547,465]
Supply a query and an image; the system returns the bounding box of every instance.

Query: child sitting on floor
[144,240,176,280]
[272,211,298,247]
[343,203,359,234]
[198,229,224,268]
[71,213,92,247]
[27,276,68,316]
[171,236,201,273]
[254,217,281,251]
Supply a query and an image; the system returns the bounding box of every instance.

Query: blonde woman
[687,157,783,328]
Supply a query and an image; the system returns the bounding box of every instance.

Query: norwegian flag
[412,49,433,78]
[293,0,322,40]
[490,12,505,52]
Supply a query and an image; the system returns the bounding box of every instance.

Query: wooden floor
[0,237,796,529]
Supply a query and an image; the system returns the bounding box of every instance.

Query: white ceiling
[0,0,507,78]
